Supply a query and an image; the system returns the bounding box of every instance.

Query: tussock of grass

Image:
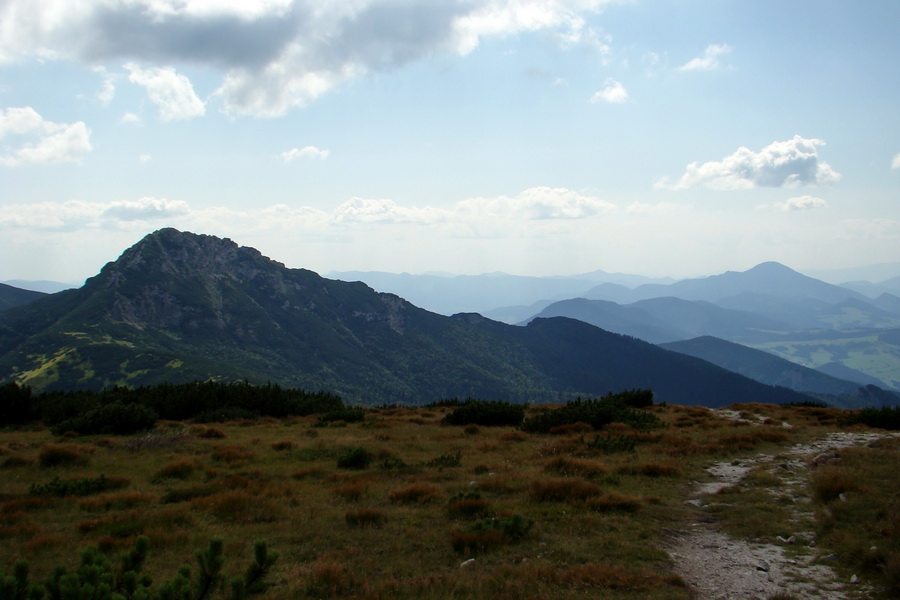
[529,478,603,503]
[388,482,443,504]
[544,456,609,478]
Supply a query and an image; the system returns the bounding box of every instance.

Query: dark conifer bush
[441,399,526,427]
[520,390,659,433]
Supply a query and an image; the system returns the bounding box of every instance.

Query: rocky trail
[665,411,894,600]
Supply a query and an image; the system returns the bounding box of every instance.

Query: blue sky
[1,0,898,284]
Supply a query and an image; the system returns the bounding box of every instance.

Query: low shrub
[442,400,526,427]
[423,451,462,469]
[585,432,637,454]
[521,391,659,433]
[29,475,129,498]
[336,447,373,470]
[621,462,682,477]
[271,440,295,451]
[317,407,366,426]
[450,514,534,554]
[851,405,900,430]
[51,401,159,436]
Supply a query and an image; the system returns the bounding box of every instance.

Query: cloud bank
[0,0,614,117]
[658,135,841,190]
[0,186,614,234]
[0,107,92,167]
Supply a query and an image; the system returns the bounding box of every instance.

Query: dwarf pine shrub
[0,536,277,600]
[336,447,373,469]
[520,391,659,433]
[441,400,526,427]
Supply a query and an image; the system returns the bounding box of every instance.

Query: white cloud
[456,186,615,221]
[678,43,731,72]
[102,197,190,220]
[892,152,900,169]
[590,78,628,104]
[0,0,615,117]
[125,63,205,121]
[139,154,152,164]
[282,146,330,162]
[1,186,614,236]
[0,106,92,167]
[658,135,841,190]
[93,66,116,106]
[776,195,827,212]
[120,112,141,124]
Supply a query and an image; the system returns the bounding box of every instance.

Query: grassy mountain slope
[659,336,891,405]
[0,229,813,407]
[0,283,45,311]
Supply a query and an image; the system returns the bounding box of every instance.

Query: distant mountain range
[0,228,813,407]
[517,263,900,395]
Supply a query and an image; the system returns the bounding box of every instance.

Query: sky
[1,0,899,285]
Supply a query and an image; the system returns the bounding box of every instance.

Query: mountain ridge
[0,228,810,407]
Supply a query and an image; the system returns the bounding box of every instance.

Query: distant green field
[752,329,900,391]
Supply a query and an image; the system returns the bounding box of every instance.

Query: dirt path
[665,420,892,600]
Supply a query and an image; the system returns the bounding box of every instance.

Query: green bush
[521,391,659,433]
[52,402,159,436]
[0,536,277,600]
[336,447,373,470]
[30,475,128,498]
[585,432,637,454]
[851,406,900,430]
[441,399,526,427]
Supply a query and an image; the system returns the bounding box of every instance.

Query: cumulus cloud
[0,0,614,117]
[590,78,628,104]
[0,107,92,167]
[125,63,205,121]
[678,43,731,72]
[282,146,330,162]
[776,195,827,212]
[892,152,900,170]
[657,135,841,190]
[102,197,190,220]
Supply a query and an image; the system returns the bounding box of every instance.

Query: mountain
[521,298,683,343]
[328,269,674,317]
[2,280,77,294]
[587,261,865,306]
[0,228,811,407]
[660,336,874,400]
[0,283,46,311]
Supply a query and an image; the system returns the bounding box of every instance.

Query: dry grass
[0,401,893,599]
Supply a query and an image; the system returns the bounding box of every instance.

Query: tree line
[0,380,345,435]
